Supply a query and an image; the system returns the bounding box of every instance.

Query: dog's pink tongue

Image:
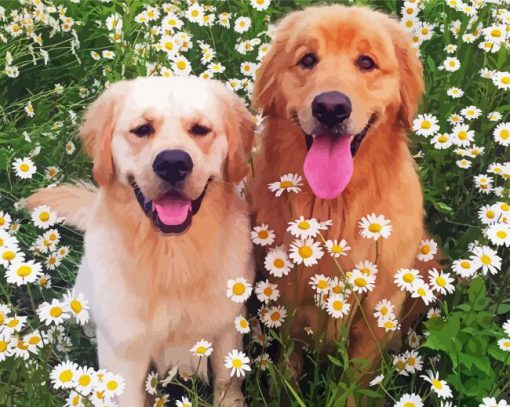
[153,196,191,225]
[303,133,353,199]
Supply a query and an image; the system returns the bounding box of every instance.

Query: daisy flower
[287,216,321,239]
[421,370,453,399]
[503,320,510,336]
[486,223,510,247]
[309,275,331,294]
[378,315,400,332]
[393,354,409,376]
[63,290,90,325]
[488,111,502,122]
[427,307,442,319]
[225,349,251,378]
[0,333,12,362]
[234,16,251,33]
[480,397,509,407]
[348,269,375,293]
[234,315,250,334]
[446,87,463,98]
[470,245,502,275]
[416,238,438,262]
[0,244,24,267]
[326,294,351,319]
[250,224,275,246]
[329,276,350,296]
[171,56,192,76]
[51,360,79,389]
[176,396,193,407]
[369,374,384,386]
[264,246,292,277]
[447,113,463,125]
[12,157,37,179]
[410,281,436,305]
[65,141,76,155]
[100,371,125,398]
[394,393,423,407]
[324,239,351,257]
[478,205,501,225]
[38,299,71,326]
[24,330,43,354]
[31,205,57,229]
[0,303,11,325]
[374,299,395,320]
[493,122,510,146]
[261,305,286,328]
[268,173,302,196]
[185,3,204,23]
[456,159,472,169]
[461,105,482,120]
[413,113,440,137]
[498,338,510,352]
[75,366,97,395]
[190,339,213,357]
[492,71,510,90]
[226,277,252,303]
[255,280,279,303]
[6,259,42,285]
[358,213,392,240]
[0,212,12,231]
[451,124,475,147]
[145,371,158,395]
[255,353,271,371]
[443,57,460,72]
[289,238,324,266]
[11,337,30,360]
[250,0,271,11]
[45,254,61,270]
[394,268,422,291]
[428,268,455,295]
[451,258,479,278]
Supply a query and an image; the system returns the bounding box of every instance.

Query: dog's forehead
[127,77,223,118]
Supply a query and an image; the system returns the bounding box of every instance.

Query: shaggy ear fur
[251,11,305,116]
[80,81,128,186]
[385,19,424,130]
[222,89,256,184]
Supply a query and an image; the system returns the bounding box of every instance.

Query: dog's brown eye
[131,123,154,137]
[298,53,318,69]
[357,55,377,71]
[190,124,211,136]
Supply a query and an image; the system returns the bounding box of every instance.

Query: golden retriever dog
[248,5,436,379]
[28,77,255,406]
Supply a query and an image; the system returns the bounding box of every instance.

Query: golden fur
[28,77,255,407]
[248,5,435,377]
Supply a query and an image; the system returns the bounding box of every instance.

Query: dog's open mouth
[131,181,209,234]
[302,114,377,200]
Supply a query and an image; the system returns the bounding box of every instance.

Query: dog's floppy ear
[252,11,304,116]
[80,81,127,186]
[222,89,256,184]
[387,20,424,129]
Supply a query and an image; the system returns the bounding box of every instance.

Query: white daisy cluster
[50,360,125,406]
[399,1,436,50]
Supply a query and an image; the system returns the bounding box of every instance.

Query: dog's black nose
[152,149,193,184]
[312,91,352,129]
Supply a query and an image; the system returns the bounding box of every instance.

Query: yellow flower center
[432,379,443,389]
[164,42,174,50]
[502,76,510,85]
[421,120,431,129]
[404,403,416,407]
[354,278,367,287]
[331,245,343,253]
[396,360,405,370]
[438,135,448,142]
[481,255,491,265]
[107,380,118,391]
[436,276,446,287]
[20,163,29,172]
[176,61,186,70]
[298,221,310,230]
[240,319,248,328]
[491,29,502,37]
[191,10,199,17]
[487,210,495,218]
[17,340,28,351]
[460,260,471,269]
[232,283,246,296]
[403,273,414,283]
[196,345,206,354]
[72,395,81,406]
[458,131,467,140]
[381,307,388,316]
[50,307,62,318]
[258,230,268,239]
[384,320,395,329]
[496,230,508,239]
[417,287,426,297]
[79,375,91,387]
[317,280,328,289]
[332,300,344,311]
[7,319,19,328]
[70,300,82,313]
[280,180,293,188]
[501,203,509,211]
[232,358,242,368]
[500,130,509,139]
[0,341,7,352]
[503,341,510,348]
[298,245,313,258]
[17,265,32,277]
[39,212,50,222]
[2,250,16,261]
[270,311,280,321]
[421,245,430,254]
[273,258,284,268]
[368,223,382,233]
[59,370,73,383]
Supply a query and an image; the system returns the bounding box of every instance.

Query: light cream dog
[28,77,255,406]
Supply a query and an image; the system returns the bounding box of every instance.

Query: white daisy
[268,173,303,196]
[264,246,292,277]
[394,393,423,407]
[421,370,453,399]
[31,205,58,229]
[255,280,279,303]
[261,305,286,328]
[287,216,321,239]
[190,339,213,357]
[374,299,395,320]
[75,366,97,396]
[289,238,324,267]
[0,212,12,231]
[12,157,37,179]
[377,315,400,332]
[171,56,192,76]
[185,3,204,23]
[324,239,351,257]
[326,294,351,319]
[100,371,125,398]
[348,269,376,293]
[451,124,475,147]
[38,299,71,326]
[498,338,510,352]
[234,315,250,334]
[393,354,409,376]
[250,0,271,11]
[369,374,384,386]
[63,290,90,325]
[358,213,392,240]
[176,396,193,407]
[451,258,479,278]
[461,105,482,120]
[470,245,502,275]
[416,238,438,262]
[309,274,331,293]
[410,281,436,305]
[0,333,12,361]
[447,113,463,125]
[226,278,252,303]
[145,371,158,395]
[428,268,455,294]
[6,259,42,286]
[413,113,440,137]
[447,87,463,98]
[443,57,460,72]
[50,360,79,389]
[224,349,251,377]
[488,111,502,122]
[250,224,275,246]
[456,159,472,169]
[486,223,510,247]
[404,350,423,374]
[234,16,251,33]
[480,397,509,407]
[493,122,510,147]
[492,71,510,90]
[427,307,442,319]
[255,353,271,371]
[394,268,422,291]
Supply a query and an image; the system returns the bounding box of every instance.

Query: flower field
[0,0,509,406]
